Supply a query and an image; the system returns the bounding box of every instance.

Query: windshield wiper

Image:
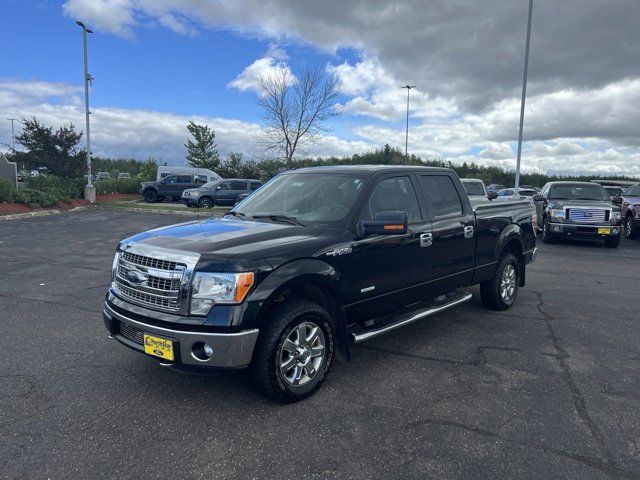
[225,211,250,220]
[252,214,305,226]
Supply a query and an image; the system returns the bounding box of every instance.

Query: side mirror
[487,191,498,200]
[360,211,408,236]
[611,195,623,204]
[533,194,545,202]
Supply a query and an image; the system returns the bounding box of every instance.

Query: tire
[605,236,620,248]
[198,197,214,208]
[249,300,335,403]
[542,220,557,244]
[480,253,520,310]
[624,216,638,239]
[143,189,159,203]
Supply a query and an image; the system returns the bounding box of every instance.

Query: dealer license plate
[597,227,611,235]
[143,333,174,361]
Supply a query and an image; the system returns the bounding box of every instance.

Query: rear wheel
[605,236,621,248]
[198,197,214,208]
[624,216,638,239]
[249,300,335,403]
[480,253,520,310]
[143,189,158,203]
[542,221,557,244]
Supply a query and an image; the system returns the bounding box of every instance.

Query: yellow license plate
[143,334,174,361]
[597,227,611,235]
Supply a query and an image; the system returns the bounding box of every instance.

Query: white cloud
[228,47,296,95]
[63,0,136,38]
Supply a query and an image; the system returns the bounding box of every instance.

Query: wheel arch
[495,226,526,287]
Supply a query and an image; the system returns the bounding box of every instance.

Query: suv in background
[619,183,640,239]
[460,178,490,200]
[140,174,206,202]
[182,179,262,208]
[117,172,131,180]
[96,172,111,180]
[534,181,622,247]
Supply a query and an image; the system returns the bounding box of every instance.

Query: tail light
[531,214,538,232]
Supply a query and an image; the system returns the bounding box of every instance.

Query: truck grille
[567,208,608,223]
[113,251,186,312]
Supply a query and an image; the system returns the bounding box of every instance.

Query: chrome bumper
[103,304,259,368]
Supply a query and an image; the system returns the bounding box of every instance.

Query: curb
[0,205,91,221]
[97,205,224,217]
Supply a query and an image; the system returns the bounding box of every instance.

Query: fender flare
[248,258,351,360]
[494,225,526,287]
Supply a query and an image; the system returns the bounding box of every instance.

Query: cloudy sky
[2,0,640,175]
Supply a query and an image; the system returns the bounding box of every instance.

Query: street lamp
[6,118,18,150]
[76,20,96,202]
[401,85,416,165]
[514,0,534,194]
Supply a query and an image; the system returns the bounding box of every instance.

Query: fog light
[191,342,214,361]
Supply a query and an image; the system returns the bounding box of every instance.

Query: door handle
[464,226,474,239]
[420,233,433,247]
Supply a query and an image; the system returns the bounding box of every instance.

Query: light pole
[7,118,18,150]
[401,85,416,165]
[514,0,534,194]
[76,20,96,202]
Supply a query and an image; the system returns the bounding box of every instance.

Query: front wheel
[249,300,335,403]
[143,189,158,203]
[542,221,557,244]
[480,253,520,310]
[624,216,638,239]
[198,197,214,208]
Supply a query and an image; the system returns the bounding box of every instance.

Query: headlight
[190,272,255,315]
[610,211,620,221]
[183,191,190,197]
[111,251,120,282]
[548,208,565,220]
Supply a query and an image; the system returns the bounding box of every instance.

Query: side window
[419,175,463,218]
[231,180,248,190]
[197,175,208,183]
[164,176,177,184]
[250,181,262,191]
[363,176,422,223]
[626,185,640,196]
[217,181,232,190]
[177,175,193,183]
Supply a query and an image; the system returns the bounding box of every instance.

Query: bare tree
[257,65,340,167]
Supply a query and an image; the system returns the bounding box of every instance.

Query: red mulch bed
[0,193,137,216]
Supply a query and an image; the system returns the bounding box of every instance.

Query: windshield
[462,181,485,196]
[234,173,365,226]
[549,184,610,201]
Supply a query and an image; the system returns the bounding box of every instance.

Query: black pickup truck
[104,166,537,402]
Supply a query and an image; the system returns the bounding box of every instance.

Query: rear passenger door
[417,174,475,295]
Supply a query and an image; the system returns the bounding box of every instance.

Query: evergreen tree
[184,121,220,170]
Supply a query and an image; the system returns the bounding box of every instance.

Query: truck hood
[547,199,616,210]
[121,217,323,259]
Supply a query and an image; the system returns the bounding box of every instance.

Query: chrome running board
[350,291,472,343]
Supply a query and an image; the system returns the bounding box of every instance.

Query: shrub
[15,187,59,208]
[94,178,141,195]
[0,179,17,203]
[25,176,84,202]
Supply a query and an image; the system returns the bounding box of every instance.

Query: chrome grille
[118,322,144,345]
[114,251,186,312]
[568,208,608,223]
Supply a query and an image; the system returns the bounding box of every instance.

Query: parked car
[96,172,111,180]
[17,170,29,182]
[140,174,207,202]
[117,172,131,180]
[103,165,537,402]
[533,181,622,247]
[618,183,640,239]
[460,178,490,199]
[604,186,624,198]
[494,188,538,202]
[182,179,262,208]
[487,184,506,193]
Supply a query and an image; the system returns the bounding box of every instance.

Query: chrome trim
[351,291,472,343]
[115,241,200,315]
[104,304,259,368]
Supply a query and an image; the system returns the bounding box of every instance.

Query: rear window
[462,181,485,196]
[420,175,463,217]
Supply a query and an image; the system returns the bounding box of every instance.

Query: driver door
[347,174,433,322]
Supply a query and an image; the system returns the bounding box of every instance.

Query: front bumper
[547,222,622,238]
[103,303,259,368]
[181,196,199,207]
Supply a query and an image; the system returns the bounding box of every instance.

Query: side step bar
[350,291,473,343]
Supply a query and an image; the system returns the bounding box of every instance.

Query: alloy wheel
[500,264,517,303]
[278,321,325,386]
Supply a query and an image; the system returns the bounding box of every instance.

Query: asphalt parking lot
[1,209,639,480]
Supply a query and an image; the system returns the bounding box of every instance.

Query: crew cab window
[231,180,248,190]
[250,181,262,190]
[197,175,208,183]
[177,175,193,183]
[364,176,421,223]
[217,181,232,190]
[420,175,463,217]
[163,175,177,184]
